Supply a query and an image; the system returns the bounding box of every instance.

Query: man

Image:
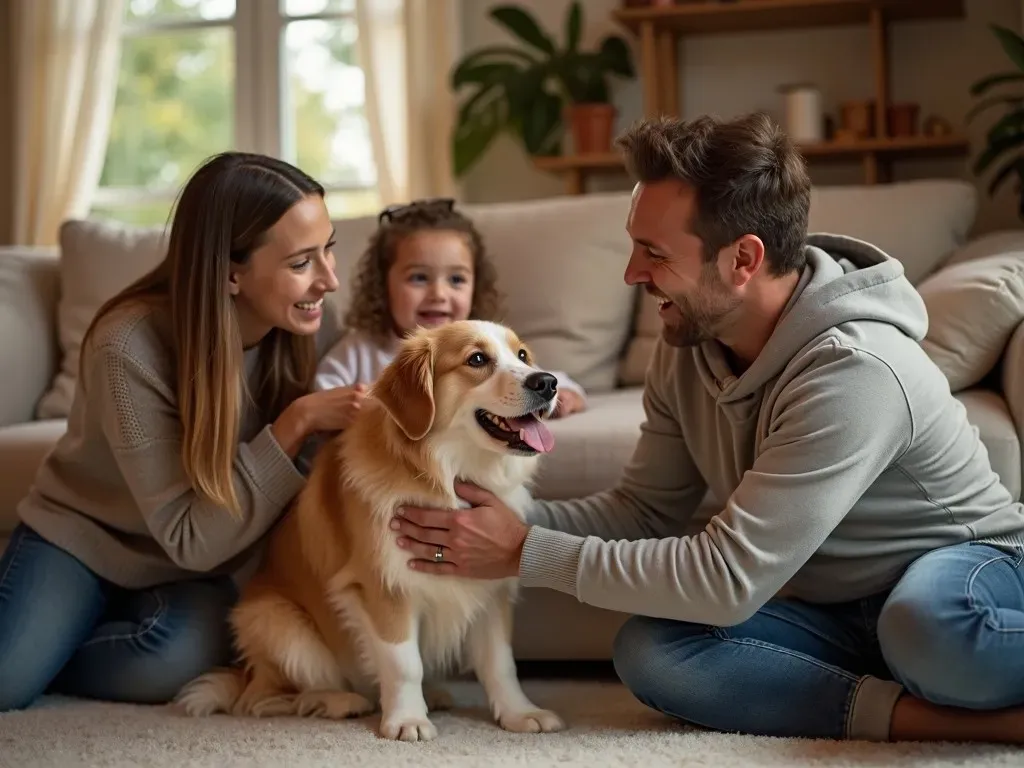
[391,112,1024,744]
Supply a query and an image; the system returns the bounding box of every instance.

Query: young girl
[315,198,588,424]
[0,152,357,711]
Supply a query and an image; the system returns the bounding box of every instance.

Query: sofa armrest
[0,247,61,427]
[1001,320,1024,443]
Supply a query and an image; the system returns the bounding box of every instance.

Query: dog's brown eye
[518,349,529,363]
[467,352,489,367]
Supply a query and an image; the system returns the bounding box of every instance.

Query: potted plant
[450,2,635,178]
[967,23,1024,217]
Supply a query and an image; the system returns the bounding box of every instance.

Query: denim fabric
[612,541,1024,740]
[0,523,238,711]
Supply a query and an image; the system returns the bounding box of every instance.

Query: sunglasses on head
[378,197,456,224]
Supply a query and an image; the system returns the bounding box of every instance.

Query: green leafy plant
[968,23,1024,215]
[450,2,635,178]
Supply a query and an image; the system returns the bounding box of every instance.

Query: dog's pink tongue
[507,415,555,453]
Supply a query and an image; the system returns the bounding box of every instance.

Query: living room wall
[0,2,1021,244]
[458,0,1024,237]
[0,1,14,246]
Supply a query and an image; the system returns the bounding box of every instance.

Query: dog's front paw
[498,708,565,733]
[379,713,438,742]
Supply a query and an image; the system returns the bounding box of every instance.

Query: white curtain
[355,0,460,205]
[12,0,124,246]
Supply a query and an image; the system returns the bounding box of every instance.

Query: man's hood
[697,233,929,404]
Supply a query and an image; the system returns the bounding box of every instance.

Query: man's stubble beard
[660,270,741,348]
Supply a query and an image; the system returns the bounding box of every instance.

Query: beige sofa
[2,180,1024,660]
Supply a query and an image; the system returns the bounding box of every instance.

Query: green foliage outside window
[95,0,378,227]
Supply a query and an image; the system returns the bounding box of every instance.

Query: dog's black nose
[524,371,558,400]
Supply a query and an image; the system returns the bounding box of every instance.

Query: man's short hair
[615,112,812,276]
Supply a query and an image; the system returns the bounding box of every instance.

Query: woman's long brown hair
[80,152,325,517]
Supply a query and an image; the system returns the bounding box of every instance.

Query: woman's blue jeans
[612,541,1024,741]
[0,523,238,711]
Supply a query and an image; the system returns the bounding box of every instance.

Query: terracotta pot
[840,100,875,139]
[566,103,617,155]
[887,103,920,137]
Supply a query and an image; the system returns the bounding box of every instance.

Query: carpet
[1,680,1019,768]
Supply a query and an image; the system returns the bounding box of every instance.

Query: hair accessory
[378,197,456,224]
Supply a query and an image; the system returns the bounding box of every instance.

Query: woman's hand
[552,389,585,419]
[391,482,529,579]
[272,384,367,456]
[301,384,368,433]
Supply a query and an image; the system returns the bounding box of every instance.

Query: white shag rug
[1,679,1020,768]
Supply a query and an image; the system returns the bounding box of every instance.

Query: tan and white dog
[174,320,565,741]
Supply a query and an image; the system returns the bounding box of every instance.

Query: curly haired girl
[315,198,587,422]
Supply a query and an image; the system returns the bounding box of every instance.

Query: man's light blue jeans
[612,541,1024,741]
[0,523,238,711]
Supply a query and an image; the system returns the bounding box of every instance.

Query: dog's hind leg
[233,591,373,720]
[293,689,375,719]
[173,667,246,716]
[235,661,374,720]
[233,662,296,718]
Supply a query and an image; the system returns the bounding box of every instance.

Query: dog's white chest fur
[364,486,530,674]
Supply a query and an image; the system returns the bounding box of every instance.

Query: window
[91,0,379,227]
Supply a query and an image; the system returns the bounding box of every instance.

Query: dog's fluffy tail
[173,667,246,716]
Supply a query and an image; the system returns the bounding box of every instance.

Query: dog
[174,320,566,742]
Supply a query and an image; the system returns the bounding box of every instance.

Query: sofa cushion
[617,292,661,389]
[806,180,976,285]
[37,220,167,419]
[955,388,1021,500]
[463,193,636,393]
[0,419,67,536]
[40,193,637,418]
[618,180,978,386]
[531,387,645,500]
[0,247,61,427]
[917,252,1024,392]
[943,229,1024,268]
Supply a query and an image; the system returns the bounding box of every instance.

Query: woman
[0,151,361,711]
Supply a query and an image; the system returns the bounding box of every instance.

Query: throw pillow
[917,252,1024,392]
[462,192,637,393]
[37,219,167,419]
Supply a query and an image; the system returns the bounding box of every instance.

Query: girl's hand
[552,389,585,419]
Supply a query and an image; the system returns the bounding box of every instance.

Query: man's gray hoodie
[520,232,1024,626]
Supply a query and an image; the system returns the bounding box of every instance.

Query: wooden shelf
[535,135,968,169]
[537,0,974,192]
[798,134,969,158]
[532,154,623,173]
[613,0,964,36]
[533,135,970,192]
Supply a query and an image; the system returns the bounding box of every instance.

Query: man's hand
[391,482,529,579]
[552,389,585,419]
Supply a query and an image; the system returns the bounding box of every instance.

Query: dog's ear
[372,335,435,440]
